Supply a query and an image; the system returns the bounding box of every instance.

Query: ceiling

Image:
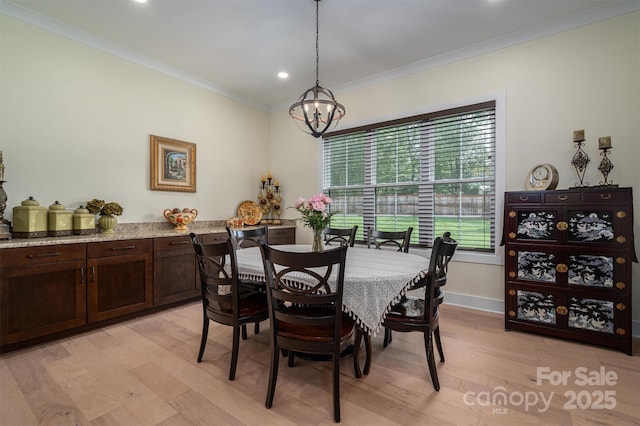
[2,0,639,110]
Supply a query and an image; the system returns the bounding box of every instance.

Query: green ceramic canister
[12,196,48,238]
[48,201,73,237]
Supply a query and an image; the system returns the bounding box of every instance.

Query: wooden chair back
[226,225,269,248]
[324,225,358,247]
[367,226,413,252]
[190,234,240,325]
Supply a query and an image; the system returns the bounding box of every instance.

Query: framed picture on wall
[150,135,196,192]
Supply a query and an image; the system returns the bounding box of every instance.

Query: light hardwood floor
[1,303,639,426]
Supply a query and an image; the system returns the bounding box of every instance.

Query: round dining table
[233,244,429,335]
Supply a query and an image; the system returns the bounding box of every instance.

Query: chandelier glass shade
[289,0,345,138]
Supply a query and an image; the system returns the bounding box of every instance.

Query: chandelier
[289,0,345,138]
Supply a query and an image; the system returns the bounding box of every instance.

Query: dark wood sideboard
[0,226,295,353]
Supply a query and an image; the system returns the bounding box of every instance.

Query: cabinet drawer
[0,243,86,268]
[583,190,628,204]
[200,232,227,244]
[505,192,541,204]
[543,191,582,204]
[87,238,152,258]
[154,235,192,252]
[269,227,295,244]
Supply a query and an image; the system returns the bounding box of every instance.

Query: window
[322,100,496,252]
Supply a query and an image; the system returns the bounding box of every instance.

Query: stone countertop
[0,220,296,249]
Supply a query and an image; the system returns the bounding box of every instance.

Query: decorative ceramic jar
[163,208,198,231]
[226,216,244,229]
[12,196,48,238]
[48,201,73,237]
[99,214,117,234]
[73,205,96,235]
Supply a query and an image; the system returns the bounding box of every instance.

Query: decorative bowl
[226,216,244,229]
[163,208,198,230]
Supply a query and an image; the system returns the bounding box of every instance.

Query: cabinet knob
[508,289,516,296]
[508,250,516,257]
[556,306,568,315]
[616,235,626,244]
[615,281,626,290]
[508,232,516,239]
[616,328,626,336]
[616,211,626,219]
[508,271,516,278]
[616,303,626,311]
[508,310,516,317]
[616,257,626,264]
[556,221,568,231]
[556,263,568,273]
[509,211,516,218]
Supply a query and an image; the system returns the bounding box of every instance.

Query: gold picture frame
[150,135,196,192]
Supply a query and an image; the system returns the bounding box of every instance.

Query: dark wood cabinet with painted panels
[503,187,634,355]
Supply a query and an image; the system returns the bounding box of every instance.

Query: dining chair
[381,232,457,391]
[189,233,269,381]
[367,226,413,252]
[260,244,366,423]
[324,225,358,247]
[367,226,413,346]
[227,225,269,336]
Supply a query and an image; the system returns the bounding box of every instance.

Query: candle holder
[571,139,590,187]
[597,147,615,187]
[258,173,283,224]
[0,181,11,240]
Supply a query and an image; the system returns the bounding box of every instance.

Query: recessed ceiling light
[277,72,289,79]
[133,0,147,3]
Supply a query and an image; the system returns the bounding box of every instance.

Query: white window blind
[323,101,496,251]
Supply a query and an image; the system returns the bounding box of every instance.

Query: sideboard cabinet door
[153,235,199,307]
[87,239,153,322]
[0,244,87,349]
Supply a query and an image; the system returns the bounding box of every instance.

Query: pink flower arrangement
[292,193,336,231]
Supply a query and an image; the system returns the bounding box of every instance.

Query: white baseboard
[443,291,640,339]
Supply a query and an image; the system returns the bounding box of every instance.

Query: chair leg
[287,351,295,367]
[332,352,341,422]
[229,325,240,381]
[383,327,393,348]
[197,317,209,363]
[363,333,372,376]
[424,331,440,391]
[434,326,445,362]
[353,328,363,378]
[241,324,248,340]
[254,322,260,335]
[265,344,280,409]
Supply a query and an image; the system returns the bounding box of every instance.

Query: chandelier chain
[315,0,320,85]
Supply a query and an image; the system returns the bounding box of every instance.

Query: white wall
[0,14,270,223]
[271,12,640,321]
[1,11,639,324]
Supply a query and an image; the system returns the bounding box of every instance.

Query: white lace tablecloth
[234,245,428,336]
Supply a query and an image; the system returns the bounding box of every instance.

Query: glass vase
[312,228,324,252]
